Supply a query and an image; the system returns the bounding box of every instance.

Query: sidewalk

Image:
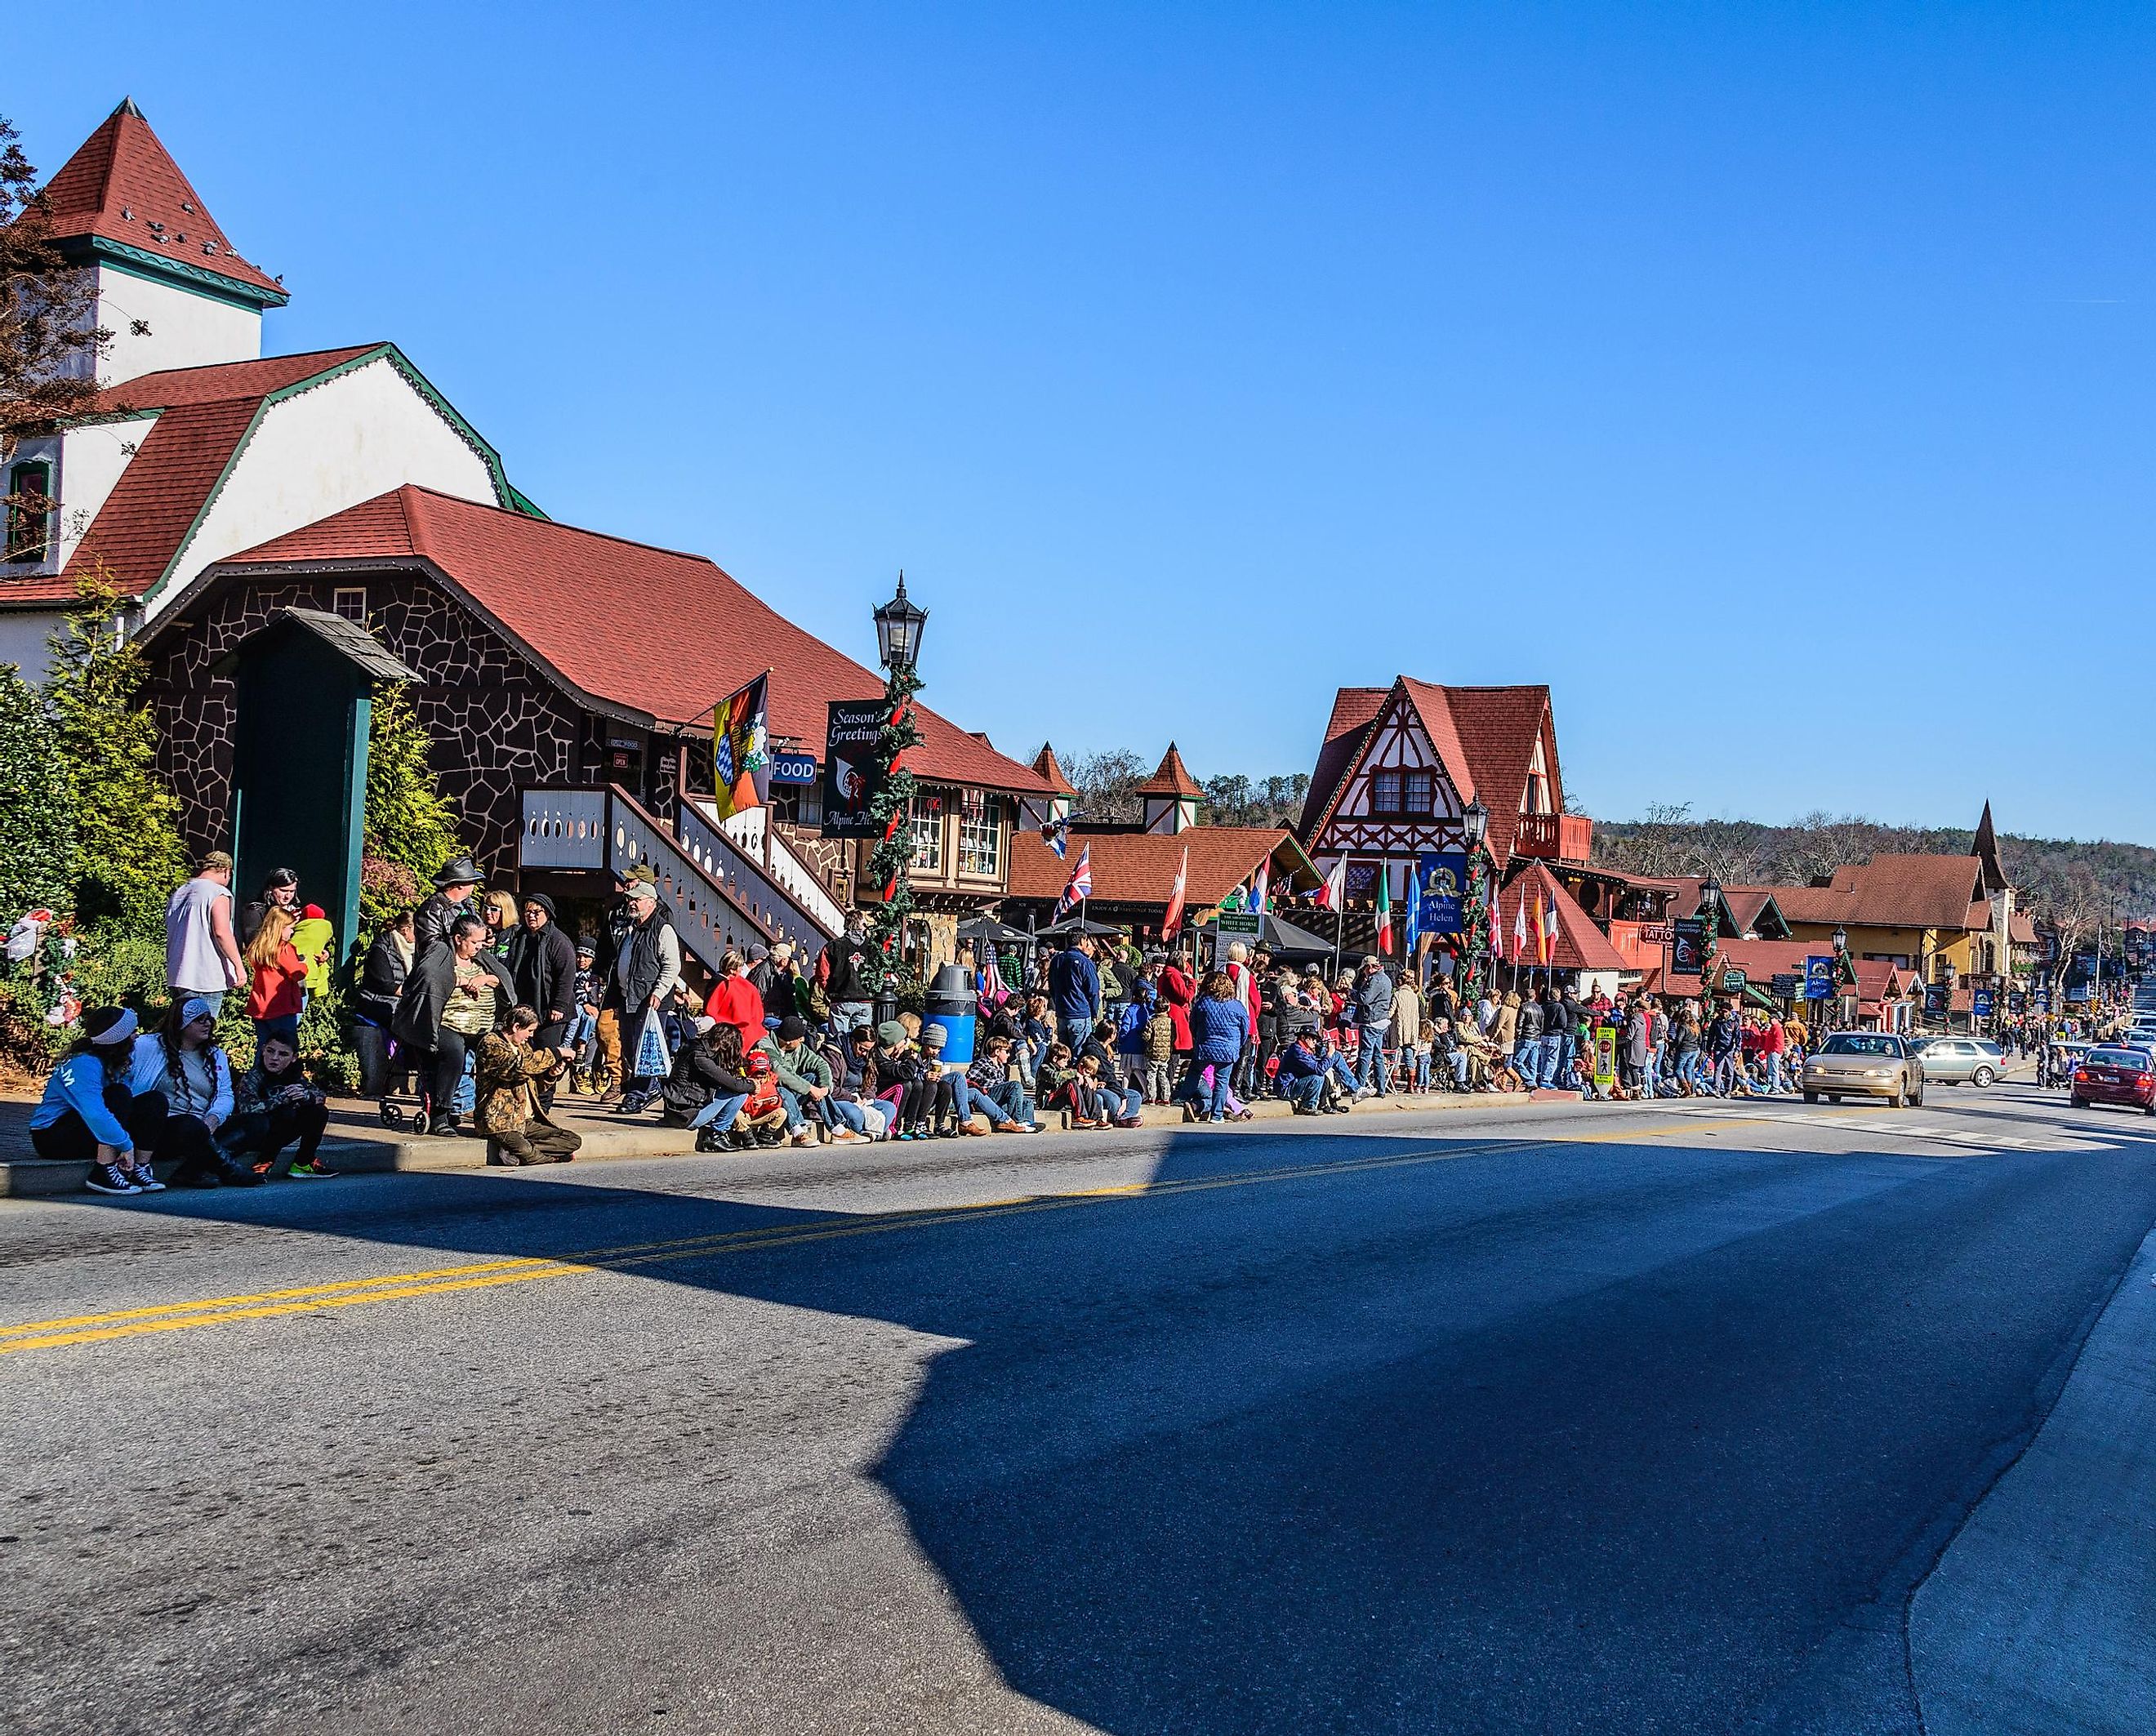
[0,1083,1586,1197]
[1908,1217,2156,1734]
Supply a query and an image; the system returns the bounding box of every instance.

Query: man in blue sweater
[1047,936,1102,1049]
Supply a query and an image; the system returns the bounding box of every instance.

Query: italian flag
[1374,864,1394,955]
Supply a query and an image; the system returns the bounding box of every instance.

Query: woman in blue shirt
[1179,972,1250,1124]
[28,1007,165,1195]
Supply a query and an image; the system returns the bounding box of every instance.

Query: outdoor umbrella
[956,915,1031,948]
[1192,910,1334,959]
[1033,915,1123,939]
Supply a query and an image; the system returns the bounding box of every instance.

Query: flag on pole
[1540,893,1559,967]
[1041,814,1069,860]
[1250,859,1270,923]
[1163,845,1189,941]
[1056,844,1093,918]
[1402,858,1423,947]
[1533,888,1552,967]
[1488,875,1504,961]
[708,673,772,821]
[1314,856,1348,910]
[1374,863,1395,955]
[1512,894,1530,959]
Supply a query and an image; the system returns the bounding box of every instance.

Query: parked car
[1802,1032,1925,1106]
[1914,1037,2005,1087]
[2069,1047,2156,1115]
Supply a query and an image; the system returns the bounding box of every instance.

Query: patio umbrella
[956,914,1031,948]
[1033,915,1124,939]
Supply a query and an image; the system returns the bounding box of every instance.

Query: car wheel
[2070,1096,2088,1109]
[1826,1093,1841,1104]
[1802,1091,1818,1104]
[1891,1083,1907,1108]
[1972,1066,1994,1088]
[1911,1082,1925,1107]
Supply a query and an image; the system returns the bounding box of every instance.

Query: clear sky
[22,3,2156,840]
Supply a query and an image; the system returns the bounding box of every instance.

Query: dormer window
[7,461,53,563]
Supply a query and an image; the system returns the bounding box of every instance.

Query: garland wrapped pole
[864,575,929,1011]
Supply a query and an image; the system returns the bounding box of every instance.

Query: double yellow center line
[0,1112,1794,1359]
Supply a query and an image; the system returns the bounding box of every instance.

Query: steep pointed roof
[1031,742,1076,795]
[1972,802,2007,892]
[1137,743,1204,799]
[38,98,286,304]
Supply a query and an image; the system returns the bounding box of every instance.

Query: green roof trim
[76,234,288,309]
[506,484,548,520]
[140,341,523,608]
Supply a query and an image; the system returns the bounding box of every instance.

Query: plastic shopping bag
[634,1009,672,1080]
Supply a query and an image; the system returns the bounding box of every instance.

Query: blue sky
[24,3,2156,840]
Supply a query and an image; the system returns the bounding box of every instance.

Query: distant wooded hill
[1591,808,2156,942]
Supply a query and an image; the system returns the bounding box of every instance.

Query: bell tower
[38,98,287,385]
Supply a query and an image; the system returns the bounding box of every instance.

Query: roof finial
[114,96,145,118]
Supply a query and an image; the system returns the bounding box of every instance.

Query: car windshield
[2086,1050,2149,1070]
[1821,1035,1900,1057]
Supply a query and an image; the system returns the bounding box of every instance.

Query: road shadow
[19,1118,2156,1734]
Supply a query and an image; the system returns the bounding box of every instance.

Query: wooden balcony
[1512,812,1593,864]
[1602,919,1667,973]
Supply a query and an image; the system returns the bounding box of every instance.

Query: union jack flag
[1056,845,1093,917]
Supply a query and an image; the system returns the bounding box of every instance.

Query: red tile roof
[1297,687,1388,835]
[7,347,388,606]
[1494,862,1628,973]
[207,486,1056,797]
[1768,855,1989,933]
[1136,743,1203,798]
[1005,826,1304,907]
[38,99,285,302]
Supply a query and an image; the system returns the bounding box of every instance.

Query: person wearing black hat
[587,866,646,1101]
[413,855,483,961]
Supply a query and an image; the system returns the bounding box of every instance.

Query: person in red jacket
[703,950,767,1048]
[1156,950,1197,1089]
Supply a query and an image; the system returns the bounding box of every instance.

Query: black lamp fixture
[873,572,928,677]
[1462,798,1490,850]
[1832,924,1848,954]
[1699,875,1722,919]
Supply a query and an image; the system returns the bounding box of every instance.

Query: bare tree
[2,114,108,456]
[1066,749,1148,826]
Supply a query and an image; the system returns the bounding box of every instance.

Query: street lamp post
[1460,799,1492,1004]
[866,574,928,1026]
[1831,924,1850,1032]
[1699,875,1722,996]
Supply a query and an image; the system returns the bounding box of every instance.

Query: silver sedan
[1915,1038,2005,1087]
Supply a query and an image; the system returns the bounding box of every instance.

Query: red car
[2069,1047,2156,1114]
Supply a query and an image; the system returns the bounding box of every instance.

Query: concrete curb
[0,1082,1587,1194]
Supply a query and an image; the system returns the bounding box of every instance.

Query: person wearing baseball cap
[608,875,679,1115]
[166,853,246,1016]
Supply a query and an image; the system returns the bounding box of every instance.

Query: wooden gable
[1308,684,1469,857]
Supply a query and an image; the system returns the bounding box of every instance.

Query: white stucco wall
[144,356,500,620]
[94,264,263,385]
[56,417,157,572]
[0,608,61,680]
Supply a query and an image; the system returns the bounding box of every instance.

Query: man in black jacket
[413,856,483,961]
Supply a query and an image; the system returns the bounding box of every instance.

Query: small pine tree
[0,661,73,918]
[362,682,461,927]
[44,572,185,933]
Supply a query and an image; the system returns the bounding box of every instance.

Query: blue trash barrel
[922,962,978,1065]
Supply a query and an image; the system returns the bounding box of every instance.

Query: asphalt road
[4,1081,2153,1735]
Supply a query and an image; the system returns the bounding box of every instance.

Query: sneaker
[85,1163,140,1196]
[131,1166,167,1193]
[287,1160,338,1179]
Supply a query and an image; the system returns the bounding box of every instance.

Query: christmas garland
[862,663,924,984]
[1463,847,1491,1004]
